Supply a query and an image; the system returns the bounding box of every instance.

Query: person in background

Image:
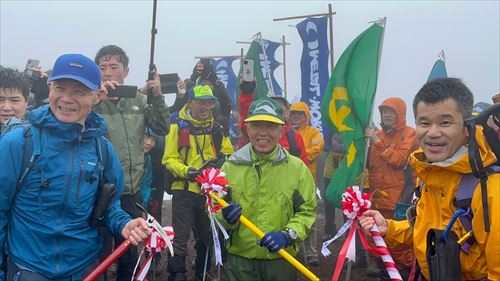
[93,44,170,280]
[322,133,343,241]
[364,97,417,279]
[289,101,324,266]
[0,67,30,131]
[162,84,233,281]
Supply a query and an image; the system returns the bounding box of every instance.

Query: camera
[24,59,41,81]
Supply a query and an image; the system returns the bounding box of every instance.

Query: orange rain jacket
[290,102,324,180]
[367,98,418,211]
[385,128,500,280]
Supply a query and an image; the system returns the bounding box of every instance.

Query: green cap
[245,98,285,124]
[189,84,218,100]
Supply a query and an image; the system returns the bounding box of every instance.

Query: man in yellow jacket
[360,78,500,281]
[162,84,233,281]
[289,101,324,266]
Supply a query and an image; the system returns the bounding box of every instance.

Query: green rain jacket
[219,144,317,259]
[94,93,170,195]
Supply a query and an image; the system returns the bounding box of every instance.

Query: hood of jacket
[290,101,311,128]
[29,104,107,140]
[378,97,407,133]
[227,143,288,166]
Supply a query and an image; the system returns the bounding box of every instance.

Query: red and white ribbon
[322,186,402,281]
[133,226,174,281]
[196,168,230,266]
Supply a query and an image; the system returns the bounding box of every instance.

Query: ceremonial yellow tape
[210,193,320,281]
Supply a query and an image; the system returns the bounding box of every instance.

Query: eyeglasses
[193,99,216,109]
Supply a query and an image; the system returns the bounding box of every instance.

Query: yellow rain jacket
[384,128,500,280]
[289,102,324,180]
[162,104,233,193]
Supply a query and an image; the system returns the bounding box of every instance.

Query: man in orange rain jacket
[364,97,418,278]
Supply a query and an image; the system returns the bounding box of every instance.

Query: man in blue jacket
[0,53,151,281]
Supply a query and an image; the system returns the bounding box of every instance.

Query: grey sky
[1,0,499,126]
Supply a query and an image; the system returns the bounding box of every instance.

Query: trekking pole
[146,0,158,105]
[209,192,320,281]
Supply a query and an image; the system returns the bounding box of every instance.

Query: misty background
[1,0,499,126]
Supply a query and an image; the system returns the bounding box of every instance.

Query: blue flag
[213,57,237,109]
[297,16,331,142]
[260,40,283,96]
[427,51,447,81]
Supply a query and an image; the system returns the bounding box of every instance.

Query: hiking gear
[221,201,242,224]
[244,98,285,124]
[0,105,130,280]
[93,92,170,195]
[48,54,101,91]
[260,232,290,253]
[187,167,201,181]
[426,229,461,281]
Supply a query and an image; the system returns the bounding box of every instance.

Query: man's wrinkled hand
[121,218,152,246]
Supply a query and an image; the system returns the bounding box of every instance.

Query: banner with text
[260,40,283,97]
[297,16,331,141]
[213,57,238,109]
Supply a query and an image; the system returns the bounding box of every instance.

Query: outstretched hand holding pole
[321,186,402,281]
[196,167,320,281]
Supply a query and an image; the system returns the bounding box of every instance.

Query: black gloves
[187,167,201,181]
[239,81,256,94]
[221,201,242,224]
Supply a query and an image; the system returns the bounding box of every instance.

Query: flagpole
[282,35,288,99]
[359,17,387,189]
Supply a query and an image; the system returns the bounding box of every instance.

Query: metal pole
[282,35,288,99]
[328,3,335,71]
[273,11,335,21]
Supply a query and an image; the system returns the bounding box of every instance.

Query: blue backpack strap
[96,136,108,183]
[18,126,42,186]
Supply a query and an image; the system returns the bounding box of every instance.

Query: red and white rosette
[321,186,402,281]
[196,168,230,266]
[133,226,175,281]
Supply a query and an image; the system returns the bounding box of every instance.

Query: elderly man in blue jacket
[0,53,151,281]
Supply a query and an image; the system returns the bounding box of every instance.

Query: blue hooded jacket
[0,105,131,279]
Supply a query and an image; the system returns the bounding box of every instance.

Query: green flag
[238,41,269,101]
[321,20,385,208]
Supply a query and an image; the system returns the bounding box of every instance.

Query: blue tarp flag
[213,57,237,109]
[427,51,447,81]
[259,39,283,96]
[297,16,331,142]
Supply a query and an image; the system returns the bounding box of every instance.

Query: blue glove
[259,231,290,253]
[221,201,242,224]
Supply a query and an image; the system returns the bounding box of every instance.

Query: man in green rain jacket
[219,97,317,281]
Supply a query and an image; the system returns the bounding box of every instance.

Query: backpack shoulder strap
[96,136,108,183]
[211,121,225,155]
[18,126,41,186]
